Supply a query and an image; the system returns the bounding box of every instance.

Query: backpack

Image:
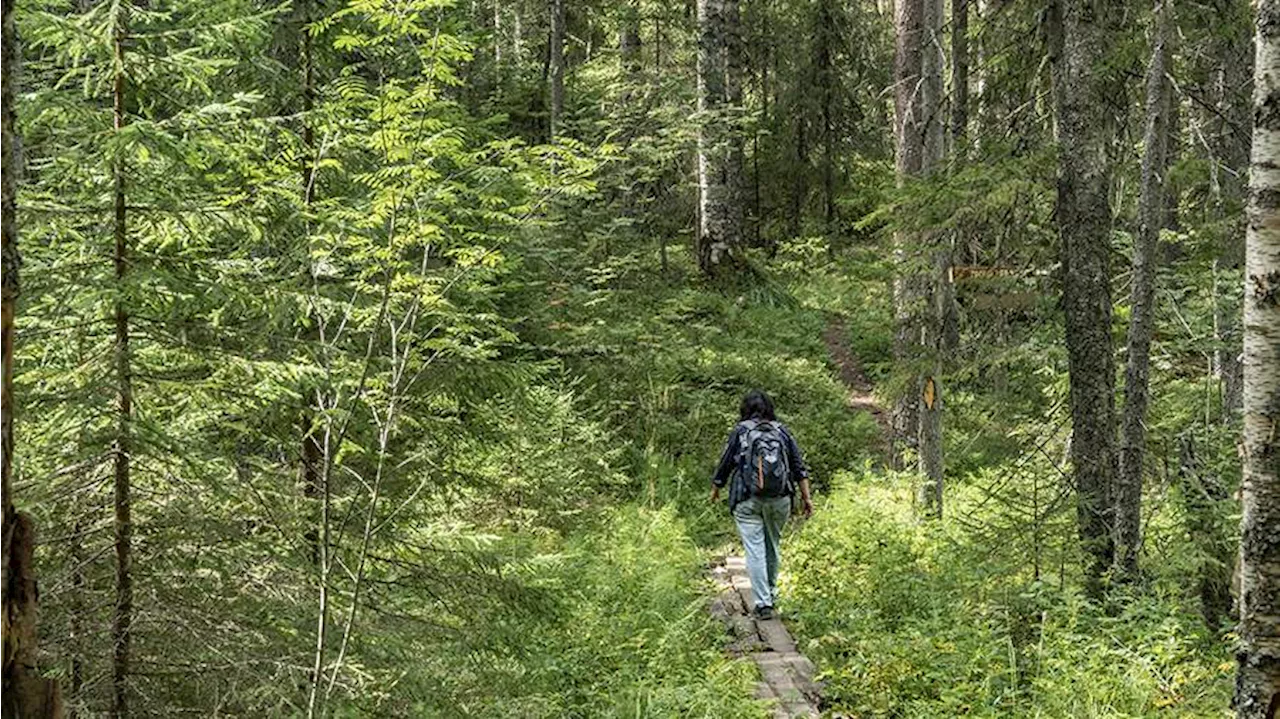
[738,420,791,498]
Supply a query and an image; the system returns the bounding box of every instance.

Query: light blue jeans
[733,495,792,611]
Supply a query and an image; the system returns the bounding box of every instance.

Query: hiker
[711,389,813,620]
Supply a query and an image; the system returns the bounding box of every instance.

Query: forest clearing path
[709,314,887,717]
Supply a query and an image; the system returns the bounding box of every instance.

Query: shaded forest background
[0,0,1270,716]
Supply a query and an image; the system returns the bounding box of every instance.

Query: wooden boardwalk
[709,555,823,718]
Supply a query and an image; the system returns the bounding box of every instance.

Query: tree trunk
[789,112,807,240]
[696,0,736,274]
[921,0,943,168]
[752,0,767,246]
[1,2,62,713]
[1115,0,1171,584]
[972,0,989,154]
[892,0,924,468]
[1050,0,1118,598]
[950,0,968,147]
[111,5,134,716]
[1236,3,1280,714]
[723,0,745,252]
[549,0,565,139]
[817,0,836,234]
[916,0,945,516]
[620,3,642,95]
[1176,435,1233,632]
[1214,0,1252,420]
[298,0,323,570]
[513,5,524,65]
[493,0,502,75]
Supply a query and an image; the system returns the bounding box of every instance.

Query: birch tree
[697,0,741,274]
[1235,0,1280,712]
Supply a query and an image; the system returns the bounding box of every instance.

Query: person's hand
[710,486,721,503]
[802,497,814,519]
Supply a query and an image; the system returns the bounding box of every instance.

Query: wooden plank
[711,555,822,718]
[756,618,797,653]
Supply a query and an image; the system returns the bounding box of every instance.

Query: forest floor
[710,313,890,718]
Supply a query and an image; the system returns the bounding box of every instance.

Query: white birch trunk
[1236,3,1280,714]
[697,0,734,273]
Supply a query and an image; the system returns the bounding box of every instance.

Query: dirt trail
[821,314,892,454]
[709,314,888,717]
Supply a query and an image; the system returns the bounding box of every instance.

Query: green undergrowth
[446,506,766,718]
[391,242,891,715]
[512,241,890,543]
[783,470,1235,718]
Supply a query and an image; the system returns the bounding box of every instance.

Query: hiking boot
[754,605,775,620]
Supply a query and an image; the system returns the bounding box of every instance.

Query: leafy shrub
[784,471,1234,718]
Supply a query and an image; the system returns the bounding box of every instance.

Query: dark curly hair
[739,389,777,422]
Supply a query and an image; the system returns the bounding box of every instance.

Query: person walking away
[711,390,813,620]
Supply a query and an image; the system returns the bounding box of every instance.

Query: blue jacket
[711,419,809,512]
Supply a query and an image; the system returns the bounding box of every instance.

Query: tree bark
[917,0,945,516]
[1115,0,1171,584]
[789,112,808,240]
[696,0,738,274]
[817,0,836,233]
[1050,0,1118,598]
[1214,0,1253,420]
[620,3,642,93]
[513,5,524,66]
[549,0,565,139]
[724,0,745,253]
[110,4,134,716]
[950,0,968,147]
[1,1,62,713]
[892,0,924,468]
[1236,2,1280,714]
[493,0,502,75]
[298,0,323,570]
[972,0,989,154]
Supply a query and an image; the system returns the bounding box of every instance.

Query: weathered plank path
[709,555,822,718]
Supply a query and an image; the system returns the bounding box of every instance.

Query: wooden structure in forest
[710,556,822,718]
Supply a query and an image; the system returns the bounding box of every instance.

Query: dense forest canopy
[0,0,1277,717]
